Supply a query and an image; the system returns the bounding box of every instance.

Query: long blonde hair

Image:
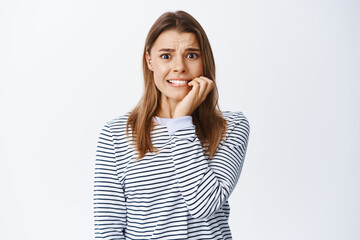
[126,10,227,160]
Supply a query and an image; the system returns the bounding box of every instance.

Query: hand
[173,76,215,118]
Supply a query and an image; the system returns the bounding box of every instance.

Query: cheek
[191,62,204,76]
[153,64,170,83]
[153,62,169,75]
[153,66,167,89]
[199,63,204,74]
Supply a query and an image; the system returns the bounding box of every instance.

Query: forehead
[151,29,199,51]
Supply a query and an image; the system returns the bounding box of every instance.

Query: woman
[94,10,250,239]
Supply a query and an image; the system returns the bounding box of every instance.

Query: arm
[94,123,126,239]
[166,113,250,219]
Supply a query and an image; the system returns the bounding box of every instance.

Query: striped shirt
[94,111,250,239]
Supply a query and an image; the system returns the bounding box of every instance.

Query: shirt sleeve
[94,123,126,239]
[168,113,250,219]
[165,116,194,135]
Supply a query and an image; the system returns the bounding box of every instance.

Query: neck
[156,95,180,118]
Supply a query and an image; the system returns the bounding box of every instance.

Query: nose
[172,56,187,73]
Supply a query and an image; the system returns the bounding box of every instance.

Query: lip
[166,78,191,87]
[167,78,191,81]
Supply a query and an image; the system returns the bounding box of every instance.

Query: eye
[187,53,199,59]
[160,54,170,59]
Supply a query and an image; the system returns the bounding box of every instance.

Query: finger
[188,78,200,88]
[190,77,207,98]
[196,77,213,98]
[188,79,200,96]
[199,76,215,90]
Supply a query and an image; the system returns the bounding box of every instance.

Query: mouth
[166,79,191,87]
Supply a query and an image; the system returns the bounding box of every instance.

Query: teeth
[168,80,188,84]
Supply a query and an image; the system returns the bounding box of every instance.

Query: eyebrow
[158,48,200,52]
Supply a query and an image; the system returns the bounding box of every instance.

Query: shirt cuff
[165,116,194,135]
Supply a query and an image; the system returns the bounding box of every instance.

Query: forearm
[166,116,249,219]
[94,123,126,239]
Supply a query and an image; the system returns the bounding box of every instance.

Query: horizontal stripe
[94,111,250,239]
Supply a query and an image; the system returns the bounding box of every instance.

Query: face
[146,29,203,103]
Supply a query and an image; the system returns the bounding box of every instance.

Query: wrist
[173,109,193,118]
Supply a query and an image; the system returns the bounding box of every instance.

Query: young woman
[94,10,250,240]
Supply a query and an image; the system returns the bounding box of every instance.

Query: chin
[160,88,190,102]
[173,96,186,101]
[171,90,190,101]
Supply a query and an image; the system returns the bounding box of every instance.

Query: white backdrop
[1,0,359,239]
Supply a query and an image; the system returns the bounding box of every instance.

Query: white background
[1,0,359,239]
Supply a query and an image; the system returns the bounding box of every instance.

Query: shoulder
[221,110,250,146]
[221,110,249,128]
[107,112,131,125]
[102,112,131,134]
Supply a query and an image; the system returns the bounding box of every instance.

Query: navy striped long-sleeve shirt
[94,111,250,239]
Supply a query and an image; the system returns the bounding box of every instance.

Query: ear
[145,51,154,71]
